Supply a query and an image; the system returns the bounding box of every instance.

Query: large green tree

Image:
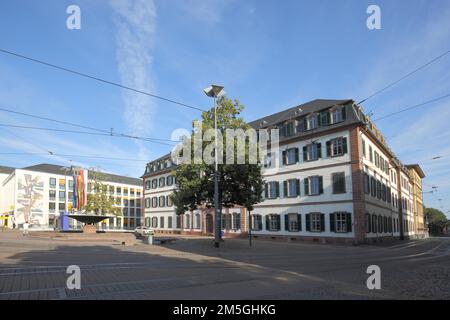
[171,96,265,227]
[424,206,448,235]
[84,171,122,216]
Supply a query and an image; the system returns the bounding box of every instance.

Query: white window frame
[310,213,321,232]
[331,108,343,123]
[252,215,262,231]
[232,212,241,230]
[307,143,318,161]
[288,213,299,232]
[287,179,297,197]
[286,148,297,165]
[306,115,318,130]
[268,182,278,199]
[268,214,279,231]
[309,176,320,195]
[335,212,348,233]
[331,138,344,156]
[195,213,201,229]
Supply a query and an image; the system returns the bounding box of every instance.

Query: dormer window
[318,111,330,126]
[282,121,295,137]
[330,106,346,124]
[306,114,318,130]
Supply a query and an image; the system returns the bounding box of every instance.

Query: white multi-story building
[0,163,143,230]
[142,99,426,243]
[142,155,180,234]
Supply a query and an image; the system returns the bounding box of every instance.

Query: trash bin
[144,230,154,245]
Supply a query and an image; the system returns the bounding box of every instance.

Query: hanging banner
[72,168,86,211]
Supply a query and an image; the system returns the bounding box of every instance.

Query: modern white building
[142,99,426,243]
[0,163,143,231]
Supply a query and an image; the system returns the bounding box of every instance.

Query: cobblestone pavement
[0,230,449,300]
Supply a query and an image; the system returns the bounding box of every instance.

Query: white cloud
[110,0,158,160]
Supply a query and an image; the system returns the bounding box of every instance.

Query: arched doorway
[205,214,214,234]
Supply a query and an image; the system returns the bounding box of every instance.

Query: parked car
[134,226,153,237]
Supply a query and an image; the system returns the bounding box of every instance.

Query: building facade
[0,163,142,230]
[142,99,427,244]
[406,164,427,238]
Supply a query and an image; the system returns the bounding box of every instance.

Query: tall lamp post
[204,84,225,248]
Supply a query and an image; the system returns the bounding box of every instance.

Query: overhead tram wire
[0,48,207,112]
[0,151,150,162]
[0,106,181,146]
[373,93,450,121]
[357,49,450,104]
[0,123,178,147]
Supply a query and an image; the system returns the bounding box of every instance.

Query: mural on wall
[16,173,44,226]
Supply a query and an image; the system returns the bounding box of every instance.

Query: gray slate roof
[248,99,355,128]
[21,163,142,186]
[0,165,15,174]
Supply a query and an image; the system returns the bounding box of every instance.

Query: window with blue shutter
[330,213,336,232]
[305,143,320,161]
[285,148,298,165]
[319,176,324,194]
[286,213,299,232]
[346,213,352,232]
[364,174,370,194]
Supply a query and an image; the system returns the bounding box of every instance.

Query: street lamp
[204,84,225,248]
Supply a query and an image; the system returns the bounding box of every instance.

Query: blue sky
[0,0,449,216]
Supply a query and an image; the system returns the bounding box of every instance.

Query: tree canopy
[84,171,122,216]
[424,206,448,235]
[171,96,265,216]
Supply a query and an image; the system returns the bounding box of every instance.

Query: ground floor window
[251,215,262,231]
[232,212,241,230]
[168,216,173,229]
[331,212,351,233]
[195,213,201,229]
[176,215,181,229]
[160,216,164,228]
[151,217,158,228]
[185,214,191,229]
[306,213,324,232]
[222,214,232,230]
[285,213,300,232]
[266,214,280,231]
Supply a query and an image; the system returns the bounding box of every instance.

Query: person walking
[22,221,29,236]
